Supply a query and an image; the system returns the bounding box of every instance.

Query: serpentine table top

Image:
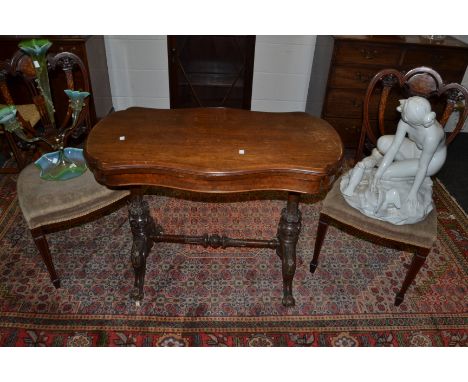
[84,107,343,194]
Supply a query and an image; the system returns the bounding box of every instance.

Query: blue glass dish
[34,147,88,181]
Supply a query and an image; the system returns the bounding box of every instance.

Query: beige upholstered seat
[18,163,130,230]
[322,177,437,249]
[16,163,129,288]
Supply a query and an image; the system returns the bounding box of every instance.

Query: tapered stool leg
[277,192,301,307]
[310,213,329,273]
[31,228,60,288]
[395,247,430,306]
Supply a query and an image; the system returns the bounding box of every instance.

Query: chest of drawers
[307,36,468,149]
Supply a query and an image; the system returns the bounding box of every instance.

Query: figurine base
[340,169,434,225]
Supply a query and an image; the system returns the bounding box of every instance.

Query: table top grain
[85,107,343,194]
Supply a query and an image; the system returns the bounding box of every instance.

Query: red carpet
[0,173,466,346]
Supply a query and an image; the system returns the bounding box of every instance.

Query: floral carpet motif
[0,173,466,346]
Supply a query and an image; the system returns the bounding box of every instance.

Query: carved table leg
[277,192,302,307]
[127,190,157,302]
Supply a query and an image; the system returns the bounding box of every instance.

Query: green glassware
[64,89,90,125]
[0,105,22,132]
[0,105,45,145]
[34,148,87,181]
[18,39,55,126]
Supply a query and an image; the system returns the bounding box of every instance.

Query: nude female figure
[342,96,446,213]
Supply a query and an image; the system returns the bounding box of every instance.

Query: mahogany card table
[85,107,343,306]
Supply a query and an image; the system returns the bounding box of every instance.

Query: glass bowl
[34,147,88,181]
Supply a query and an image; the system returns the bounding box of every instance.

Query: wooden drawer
[324,89,365,118]
[326,116,404,148]
[325,117,362,147]
[402,48,468,73]
[334,41,401,66]
[329,66,380,89]
[324,88,402,120]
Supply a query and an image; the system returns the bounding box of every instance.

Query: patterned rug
[0,173,466,346]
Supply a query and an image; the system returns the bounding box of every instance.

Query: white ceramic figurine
[340,96,447,225]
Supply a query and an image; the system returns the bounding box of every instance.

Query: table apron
[91,170,336,194]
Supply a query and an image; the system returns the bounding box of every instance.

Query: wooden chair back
[0,50,91,171]
[356,66,468,162]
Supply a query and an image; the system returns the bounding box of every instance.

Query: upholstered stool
[310,177,437,306]
[17,163,130,287]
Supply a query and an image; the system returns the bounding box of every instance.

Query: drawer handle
[355,71,371,83]
[360,48,378,60]
[351,99,361,108]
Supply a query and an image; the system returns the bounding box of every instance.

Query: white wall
[104,35,316,112]
[250,36,316,112]
[104,35,170,111]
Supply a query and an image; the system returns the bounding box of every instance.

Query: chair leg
[395,247,430,306]
[310,213,329,273]
[31,228,60,288]
[5,131,27,170]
